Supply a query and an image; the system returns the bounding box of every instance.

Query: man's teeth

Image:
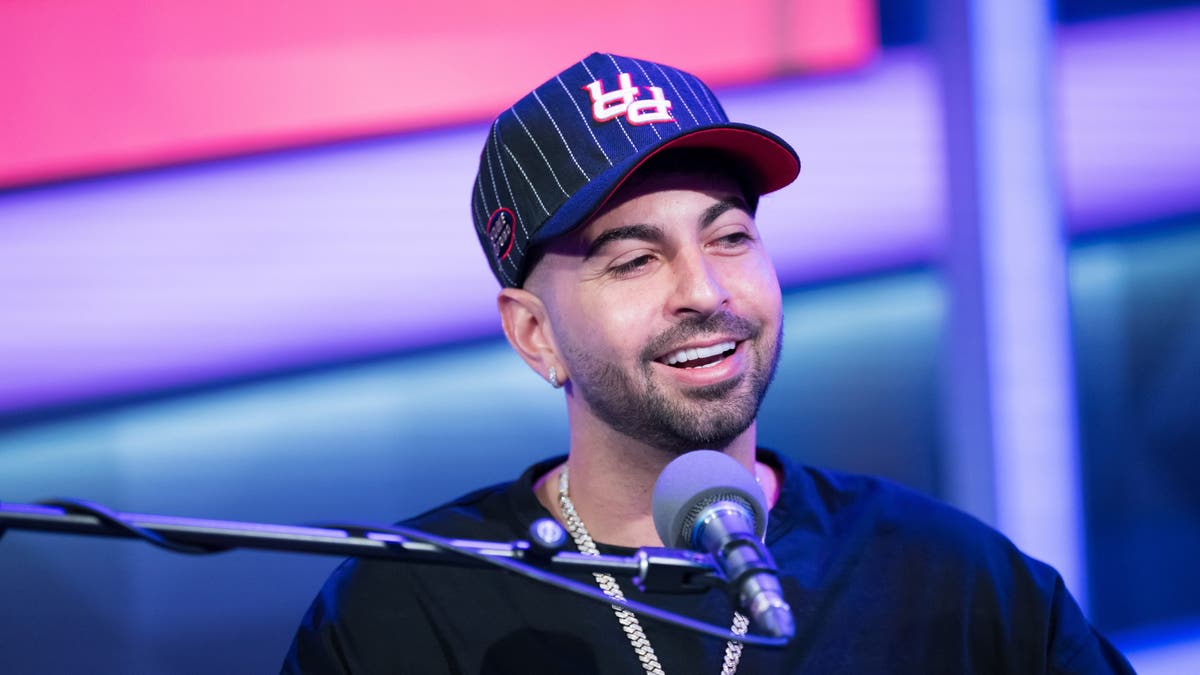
[663,341,737,366]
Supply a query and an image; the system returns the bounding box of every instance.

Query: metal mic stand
[0,499,716,591]
[0,498,791,645]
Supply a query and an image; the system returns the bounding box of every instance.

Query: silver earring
[548,366,560,388]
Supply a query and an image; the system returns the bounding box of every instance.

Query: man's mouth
[658,340,738,369]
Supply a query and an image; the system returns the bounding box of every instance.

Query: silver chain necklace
[557,467,747,675]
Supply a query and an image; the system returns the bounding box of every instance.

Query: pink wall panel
[0,0,875,188]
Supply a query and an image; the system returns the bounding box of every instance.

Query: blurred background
[1,0,1197,672]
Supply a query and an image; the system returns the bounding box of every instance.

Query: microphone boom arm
[0,499,709,581]
[0,498,790,648]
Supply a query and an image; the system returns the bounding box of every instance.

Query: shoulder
[771,455,1065,619]
[401,479,523,539]
[769,457,1134,672]
[776,456,1029,570]
[400,454,562,541]
[313,453,564,599]
[301,478,527,619]
[284,457,562,673]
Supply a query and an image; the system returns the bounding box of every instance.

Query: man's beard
[563,311,782,454]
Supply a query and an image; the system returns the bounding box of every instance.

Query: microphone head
[652,450,769,550]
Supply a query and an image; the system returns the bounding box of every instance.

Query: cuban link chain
[558,467,747,675]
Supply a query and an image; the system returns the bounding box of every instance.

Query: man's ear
[497,287,563,385]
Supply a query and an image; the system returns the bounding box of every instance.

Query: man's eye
[719,232,752,245]
[610,255,653,276]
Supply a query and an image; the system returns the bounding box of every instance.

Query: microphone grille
[652,451,768,550]
[676,492,756,545]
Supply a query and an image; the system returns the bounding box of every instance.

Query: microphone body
[652,450,795,639]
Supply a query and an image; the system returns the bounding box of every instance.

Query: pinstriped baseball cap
[471,52,800,288]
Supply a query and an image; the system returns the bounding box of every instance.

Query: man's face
[532,169,784,453]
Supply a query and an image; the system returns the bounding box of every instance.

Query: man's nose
[667,250,730,317]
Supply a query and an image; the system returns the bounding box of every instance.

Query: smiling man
[285,53,1132,674]
[510,154,786,553]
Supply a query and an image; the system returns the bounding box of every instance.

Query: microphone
[651,450,794,639]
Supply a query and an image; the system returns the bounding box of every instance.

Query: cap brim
[532,123,800,245]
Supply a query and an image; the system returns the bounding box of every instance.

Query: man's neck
[534,419,763,549]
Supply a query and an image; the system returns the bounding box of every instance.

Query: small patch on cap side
[486,207,517,262]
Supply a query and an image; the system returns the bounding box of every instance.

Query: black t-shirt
[284,452,1133,674]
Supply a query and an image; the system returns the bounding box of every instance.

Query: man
[285,53,1132,673]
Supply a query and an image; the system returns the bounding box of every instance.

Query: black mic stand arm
[0,500,714,590]
[0,499,791,646]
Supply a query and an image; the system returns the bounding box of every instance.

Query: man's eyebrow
[584,224,664,260]
[699,196,753,229]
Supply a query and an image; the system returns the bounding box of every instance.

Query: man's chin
[661,393,762,447]
[657,414,757,453]
[596,390,758,453]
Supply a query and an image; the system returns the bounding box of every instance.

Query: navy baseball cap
[471,52,800,288]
